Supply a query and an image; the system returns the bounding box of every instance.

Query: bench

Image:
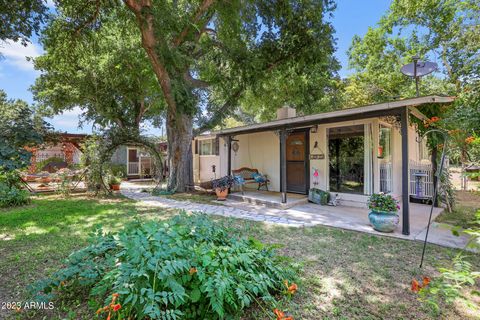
[231,167,269,191]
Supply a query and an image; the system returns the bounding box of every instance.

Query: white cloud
[48,107,85,131]
[0,40,42,71]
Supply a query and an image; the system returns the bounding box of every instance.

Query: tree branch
[74,0,101,35]
[184,72,210,88]
[173,0,215,47]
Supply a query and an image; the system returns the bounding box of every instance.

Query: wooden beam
[401,108,410,235]
[279,129,287,203]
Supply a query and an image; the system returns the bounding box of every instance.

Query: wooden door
[286,131,309,194]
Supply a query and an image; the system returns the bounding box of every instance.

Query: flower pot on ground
[211,175,235,201]
[108,176,122,191]
[367,193,400,233]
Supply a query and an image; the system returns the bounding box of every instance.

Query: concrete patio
[121,181,471,250]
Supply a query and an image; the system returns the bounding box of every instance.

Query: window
[199,139,218,156]
[328,125,365,194]
[379,125,393,193]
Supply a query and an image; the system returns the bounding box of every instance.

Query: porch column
[401,108,410,235]
[279,129,287,203]
[227,136,232,193]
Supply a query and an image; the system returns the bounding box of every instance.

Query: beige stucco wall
[230,131,281,191]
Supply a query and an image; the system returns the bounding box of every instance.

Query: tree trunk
[166,111,193,192]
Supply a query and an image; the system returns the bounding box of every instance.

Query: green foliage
[0,0,47,45]
[211,176,236,192]
[367,193,400,213]
[110,164,127,179]
[0,171,30,208]
[0,90,50,171]
[30,213,297,319]
[421,209,480,312]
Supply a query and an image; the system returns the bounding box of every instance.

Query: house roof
[212,95,454,137]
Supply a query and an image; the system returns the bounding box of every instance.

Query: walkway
[120,182,471,250]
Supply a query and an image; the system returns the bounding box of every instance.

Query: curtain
[364,123,373,195]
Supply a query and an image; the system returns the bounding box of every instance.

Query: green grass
[0,194,479,319]
[435,191,480,229]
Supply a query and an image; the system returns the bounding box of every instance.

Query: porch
[226,190,451,242]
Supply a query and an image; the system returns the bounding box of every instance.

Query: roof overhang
[213,95,454,137]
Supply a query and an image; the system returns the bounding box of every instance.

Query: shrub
[0,171,30,208]
[30,213,297,319]
[110,164,127,179]
[0,183,30,208]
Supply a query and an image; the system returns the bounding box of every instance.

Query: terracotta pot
[215,188,228,201]
[110,184,121,191]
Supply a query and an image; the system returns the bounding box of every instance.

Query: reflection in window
[379,125,393,193]
[328,125,365,194]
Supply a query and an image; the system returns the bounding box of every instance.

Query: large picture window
[328,125,365,194]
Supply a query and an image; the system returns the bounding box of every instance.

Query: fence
[409,160,434,199]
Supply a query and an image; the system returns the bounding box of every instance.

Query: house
[193,95,455,235]
[27,133,167,180]
[110,142,168,179]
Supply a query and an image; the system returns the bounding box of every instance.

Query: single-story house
[193,95,455,235]
[27,133,167,179]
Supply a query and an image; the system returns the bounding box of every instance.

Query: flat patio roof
[213,95,454,136]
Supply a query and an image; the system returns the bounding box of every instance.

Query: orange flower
[411,279,420,292]
[465,136,475,144]
[189,267,197,275]
[422,276,431,287]
[96,308,103,315]
[273,308,294,320]
[113,304,121,312]
[430,116,440,122]
[284,280,298,295]
[112,293,119,299]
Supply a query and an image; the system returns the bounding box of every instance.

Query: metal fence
[409,160,434,199]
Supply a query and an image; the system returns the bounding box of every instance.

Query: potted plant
[108,176,122,191]
[367,193,400,232]
[211,175,235,200]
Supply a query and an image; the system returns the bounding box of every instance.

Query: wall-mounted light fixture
[311,125,318,133]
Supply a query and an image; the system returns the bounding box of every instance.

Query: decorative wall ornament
[232,141,239,154]
[309,141,325,160]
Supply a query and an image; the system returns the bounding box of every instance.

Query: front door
[286,130,309,194]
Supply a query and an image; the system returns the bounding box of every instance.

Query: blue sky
[0,0,391,134]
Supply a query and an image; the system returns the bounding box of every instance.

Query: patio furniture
[232,167,269,192]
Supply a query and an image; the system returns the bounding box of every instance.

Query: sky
[0,0,391,135]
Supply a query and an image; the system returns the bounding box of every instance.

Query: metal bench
[231,167,269,191]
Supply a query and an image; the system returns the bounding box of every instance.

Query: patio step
[228,192,308,209]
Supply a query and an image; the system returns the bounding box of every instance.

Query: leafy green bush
[0,183,30,208]
[0,171,30,208]
[110,164,127,179]
[30,213,297,319]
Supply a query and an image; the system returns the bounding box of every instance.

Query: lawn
[435,191,480,229]
[0,194,479,319]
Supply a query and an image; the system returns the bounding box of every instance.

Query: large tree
[0,90,50,172]
[32,10,164,132]
[47,0,339,192]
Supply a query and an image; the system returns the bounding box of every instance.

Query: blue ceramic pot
[368,210,399,233]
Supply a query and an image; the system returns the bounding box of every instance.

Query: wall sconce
[311,125,318,133]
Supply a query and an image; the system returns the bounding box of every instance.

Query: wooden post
[401,108,410,235]
[279,129,287,203]
[227,136,232,193]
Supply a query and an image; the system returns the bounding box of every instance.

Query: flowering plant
[211,175,236,191]
[367,193,399,213]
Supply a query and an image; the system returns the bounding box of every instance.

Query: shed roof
[212,95,454,136]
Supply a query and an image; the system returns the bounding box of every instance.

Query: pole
[419,129,449,268]
[413,55,419,97]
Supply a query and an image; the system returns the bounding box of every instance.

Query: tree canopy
[0,90,50,172]
[36,0,340,191]
[33,9,164,132]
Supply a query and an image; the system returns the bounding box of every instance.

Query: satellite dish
[401,56,438,96]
